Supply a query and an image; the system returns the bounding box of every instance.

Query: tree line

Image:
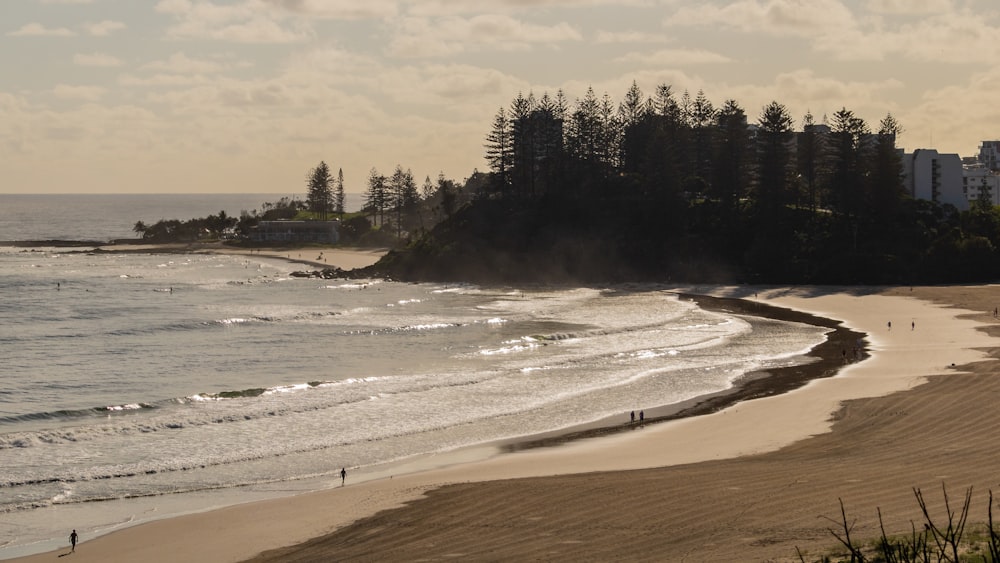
[407,81,1000,284]
[483,82,908,223]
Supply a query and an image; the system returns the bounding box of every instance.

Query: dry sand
[13,284,1000,562]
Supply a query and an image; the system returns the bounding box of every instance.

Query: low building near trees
[249,220,339,244]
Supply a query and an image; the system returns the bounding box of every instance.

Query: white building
[978,141,1000,172]
[902,149,968,211]
[963,165,1000,206]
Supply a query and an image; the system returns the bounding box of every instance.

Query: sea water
[0,195,830,558]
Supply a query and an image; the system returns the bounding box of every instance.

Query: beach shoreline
[7,245,999,561]
[497,291,863,453]
[240,285,1000,562]
[2,243,859,562]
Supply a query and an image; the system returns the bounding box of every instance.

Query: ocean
[0,194,830,559]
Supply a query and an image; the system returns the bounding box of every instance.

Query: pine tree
[334,168,346,218]
[306,161,334,220]
[364,167,387,227]
[688,90,717,193]
[828,108,870,219]
[390,165,418,239]
[756,101,795,214]
[712,99,749,213]
[484,107,513,196]
[868,113,907,223]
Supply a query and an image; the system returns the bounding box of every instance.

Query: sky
[2,0,999,194]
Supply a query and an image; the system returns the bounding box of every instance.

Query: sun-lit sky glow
[3,0,999,194]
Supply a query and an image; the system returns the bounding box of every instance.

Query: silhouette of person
[70,529,78,552]
[630,411,635,424]
[341,467,346,486]
[639,410,644,424]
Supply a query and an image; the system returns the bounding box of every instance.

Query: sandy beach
[11,283,1000,561]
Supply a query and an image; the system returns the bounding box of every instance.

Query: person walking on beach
[341,467,346,486]
[630,410,635,425]
[639,410,644,424]
[69,529,77,552]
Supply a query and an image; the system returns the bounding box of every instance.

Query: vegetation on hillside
[369,83,1000,284]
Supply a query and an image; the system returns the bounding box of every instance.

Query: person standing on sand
[630,411,635,424]
[70,529,77,552]
[341,467,346,486]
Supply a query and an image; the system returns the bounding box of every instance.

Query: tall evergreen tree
[618,81,654,180]
[712,99,750,213]
[646,83,686,200]
[437,172,460,218]
[509,92,536,199]
[390,165,419,238]
[565,86,607,184]
[334,167,346,218]
[687,90,717,195]
[484,107,513,197]
[364,167,387,227]
[531,92,566,196]
[618,81,647,128]
[755,101,796,214]
[828,108,870,219]
[598,92,620,175]
[306,161,334,220]
[868,113,907,223]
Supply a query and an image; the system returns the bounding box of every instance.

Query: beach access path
[11,284,1000,562]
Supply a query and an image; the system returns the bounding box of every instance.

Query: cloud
[387,14,583,58]
[406,0,655,17]
[665,0,856,37]
[155,0,312,43]
[8,23,76,37]
[379,63,524,109]
[616,48,733,66]
[74,52,124,67]
[594,30,670,44]
[866,0,954,14]
[262,0,399,19]
[118,73,212,87]
[665,0,1000,64]
[769,69,904,105]
[909,65,1000,154]
[816,9,1000,63]
[85,20,127,36]
[53,84,106,102]
[142,52,226,74]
